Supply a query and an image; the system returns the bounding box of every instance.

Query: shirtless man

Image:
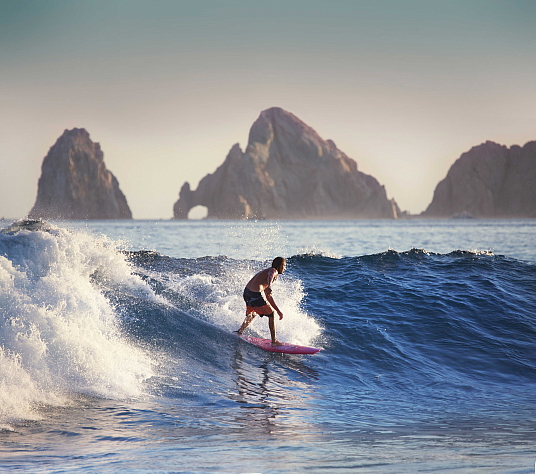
[237,257,286,345]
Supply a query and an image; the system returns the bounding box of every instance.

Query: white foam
[166,260,323,347]
[0,224,154,425]
[296,246,342,259]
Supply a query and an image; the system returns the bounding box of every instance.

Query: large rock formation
[29,128,132,219]
[174,107,400,219]
[422,141,536,218]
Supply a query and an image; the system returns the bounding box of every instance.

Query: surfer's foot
[271,340,283,346]
[234,329,243,335]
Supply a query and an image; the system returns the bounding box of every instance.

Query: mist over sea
[1,218,535,473]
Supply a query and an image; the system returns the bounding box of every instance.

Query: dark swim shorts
[243,287,274,317]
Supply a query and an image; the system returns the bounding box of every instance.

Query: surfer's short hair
[272,257,286,274]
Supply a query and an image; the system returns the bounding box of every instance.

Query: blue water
[0,219,535,473]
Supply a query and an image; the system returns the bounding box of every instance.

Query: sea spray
[0,221,155,424]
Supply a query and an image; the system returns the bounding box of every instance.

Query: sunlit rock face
[29,128,132,220]
[422,141,536,218]
[174,107,400,219]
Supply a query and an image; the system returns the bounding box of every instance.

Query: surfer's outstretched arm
[264,289,283,321]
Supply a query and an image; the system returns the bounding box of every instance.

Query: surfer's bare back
[237,257,286,345]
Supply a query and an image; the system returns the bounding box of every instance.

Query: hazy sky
[1,0,535,219]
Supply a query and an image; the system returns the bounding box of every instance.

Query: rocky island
[29,128,132,220]
[174,107,401,220]
[422,141,536,218]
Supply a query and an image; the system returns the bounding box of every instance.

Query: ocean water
[0,218,535,473]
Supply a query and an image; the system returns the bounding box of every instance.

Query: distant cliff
[29,128,132,220]
[174,107,400,220]
[422,141,536,218]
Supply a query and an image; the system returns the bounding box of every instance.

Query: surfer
[237,257,286,346]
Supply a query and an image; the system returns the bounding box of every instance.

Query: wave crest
[0,221,154,425]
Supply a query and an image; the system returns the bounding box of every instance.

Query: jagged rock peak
[248,107,324,147]
[422,140,536,218]
[173,107,400,220]
[29,128,132,220]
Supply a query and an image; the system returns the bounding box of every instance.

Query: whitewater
[0,218,535,473]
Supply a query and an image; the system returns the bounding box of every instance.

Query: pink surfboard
[238,334,321,354]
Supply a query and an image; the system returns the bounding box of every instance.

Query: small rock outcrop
[173,107,400,219]
[422,141,536,218]
[29,128,132,220]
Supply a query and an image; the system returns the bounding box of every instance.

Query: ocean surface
[0,218,535,473]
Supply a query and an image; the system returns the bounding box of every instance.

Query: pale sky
[1,0,535,219]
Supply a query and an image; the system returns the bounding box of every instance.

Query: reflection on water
[227,342,322,438]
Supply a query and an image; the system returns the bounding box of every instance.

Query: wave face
[289,250,536,417]
[1,221,535,435]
